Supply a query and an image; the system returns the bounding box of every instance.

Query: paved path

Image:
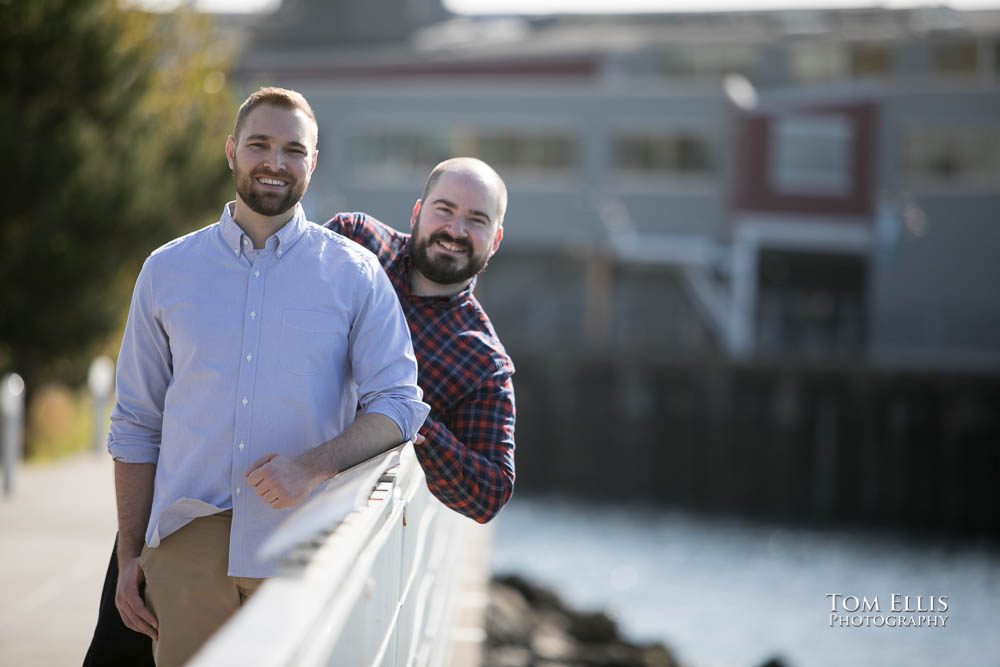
[0,452,117,667]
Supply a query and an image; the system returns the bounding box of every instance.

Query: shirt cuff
[107,437,160,464]
[364,397,430,443]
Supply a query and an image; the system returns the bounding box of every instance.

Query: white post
[2,373,25,497]
[88,356,115,452]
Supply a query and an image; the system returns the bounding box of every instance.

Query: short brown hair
[232,86,317,145]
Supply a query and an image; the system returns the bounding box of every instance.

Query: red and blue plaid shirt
[323,212,516,523]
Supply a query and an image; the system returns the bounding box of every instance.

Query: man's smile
[435,238,468,255]
[255,176,288,189]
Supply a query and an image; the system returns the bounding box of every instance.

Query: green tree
[0,0,236,388]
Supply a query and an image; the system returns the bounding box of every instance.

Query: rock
[573,640,648,667]
[482,646,533,667]
[485,582,535,647]
[641,643,681,667]
[572,640,682,667]
[566,610,620,643]
[755,657,791,667]
[530,618,576,661]
[495,573,568,613]
[485,575,684,667]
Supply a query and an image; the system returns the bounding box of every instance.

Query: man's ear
[410,200,422,230]
[490,225,504,255]
[310,148,319,174]
[225,136,236,170]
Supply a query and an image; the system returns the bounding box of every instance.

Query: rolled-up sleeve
[348,260,429,440]
[108,258,172,464]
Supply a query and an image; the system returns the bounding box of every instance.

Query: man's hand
[414,432,426,445]
[246,453,327,509]
[116,556,158,640]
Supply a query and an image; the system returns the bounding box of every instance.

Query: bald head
[420,158,508,226]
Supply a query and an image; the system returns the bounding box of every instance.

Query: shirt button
[235,486,241,495]
[254,270,261,278]
[242,397,248,406]
[277,249,282,257]
[250,311,256,319]
[243,238,250,245]
[246,354,253,363]
[238,441,245,451]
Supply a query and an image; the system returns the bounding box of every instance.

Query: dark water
[490,496,1000,667]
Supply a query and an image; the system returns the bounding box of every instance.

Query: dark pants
[82,534,155,667]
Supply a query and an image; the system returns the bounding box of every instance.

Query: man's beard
[410,218,492,286]
[233,159,305,217]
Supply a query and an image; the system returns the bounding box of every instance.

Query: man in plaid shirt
[323,157,516,524]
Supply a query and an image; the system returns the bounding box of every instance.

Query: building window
[850,43,892,78]
[351,132,450,176]
[614,132,714,177]
[770,115,853,196]
[350,128,578,179]
[789,42,848,83]
[655,43,758,81]
[903,126,1000,188]
[932,40,979,77]
[452,130,577,173]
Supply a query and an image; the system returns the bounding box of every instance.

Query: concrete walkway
[0,452,118,667]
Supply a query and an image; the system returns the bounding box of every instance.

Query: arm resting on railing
[247,413,407,510]
[415,371,515,524]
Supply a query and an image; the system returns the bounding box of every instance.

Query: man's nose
[264,149,286,171]
[444,216,470,237]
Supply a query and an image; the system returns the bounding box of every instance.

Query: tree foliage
[0,0,236,386]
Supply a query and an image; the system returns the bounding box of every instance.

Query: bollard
[88,356,115,452]
[2,373,25,497]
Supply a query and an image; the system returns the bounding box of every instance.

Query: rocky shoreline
[483,574,788,667]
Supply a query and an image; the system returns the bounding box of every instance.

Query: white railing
[189,444,480,667]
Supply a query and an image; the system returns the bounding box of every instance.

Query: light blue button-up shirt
[109,203,429,577]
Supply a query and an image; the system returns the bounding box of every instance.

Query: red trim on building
[236,58,599,82]
[732,102,878,220]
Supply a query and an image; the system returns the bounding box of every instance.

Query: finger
[124,606,159,640]
[247,463,273,487]
[118,592,158,640]
[131,595,159,631]
[247,453,277,477]
[273,493,297,509]
[121,580,159,630]
[414,433,426,445]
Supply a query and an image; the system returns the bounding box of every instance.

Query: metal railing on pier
[189,444,479,667]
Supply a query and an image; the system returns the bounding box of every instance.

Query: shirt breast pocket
[279,309,346,376]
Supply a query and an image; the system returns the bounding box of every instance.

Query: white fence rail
[189,444,478,667]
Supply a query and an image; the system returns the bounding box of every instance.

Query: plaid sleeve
[414,371,516,524]
[322,212,398,265]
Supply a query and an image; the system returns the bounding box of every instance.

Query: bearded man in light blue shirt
[108,87,429,667]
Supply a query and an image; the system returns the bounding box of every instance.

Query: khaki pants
[140,512,263,667]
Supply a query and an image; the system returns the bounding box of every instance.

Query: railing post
[1,373,26,497]
[88,356,115,452]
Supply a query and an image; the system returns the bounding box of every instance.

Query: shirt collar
[219,201,308,259]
